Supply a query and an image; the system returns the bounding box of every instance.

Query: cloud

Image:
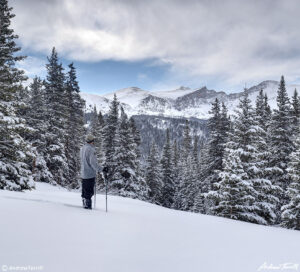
[16,56,46,77]
[9,0,300,89]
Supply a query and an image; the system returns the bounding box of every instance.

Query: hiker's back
[80,143,97,179]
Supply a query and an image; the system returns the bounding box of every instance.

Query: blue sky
[18,49,221,95]
[11,0,300,95]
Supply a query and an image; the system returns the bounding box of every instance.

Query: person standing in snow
[80,135,107,209]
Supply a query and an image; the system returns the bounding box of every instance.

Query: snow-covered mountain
[81,80,298,119]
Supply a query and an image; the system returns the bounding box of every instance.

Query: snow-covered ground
[0,182,299,272]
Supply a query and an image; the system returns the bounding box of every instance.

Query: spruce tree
[209,94,270,224]
[172,140,183,210]
[27,77,53,183]
[43,47,68,186]
[208,141,251,221]
[0,0,34,190]
[111,107,147,199]
[65,63,85,188]
[269,76,294,215]
[203,99,230,214]
[90,106,104,162]
[160,129,175,207]
[178,120,198,211]
[129,117,142,160]
[291,89,300,138]
[281,134,300,230]
[254,90,281,224]
[103,94,119,182]
[146,142,163,204]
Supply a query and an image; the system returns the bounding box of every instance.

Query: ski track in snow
[0,182,299,272]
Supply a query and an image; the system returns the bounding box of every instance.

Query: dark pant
[81,177,95,201]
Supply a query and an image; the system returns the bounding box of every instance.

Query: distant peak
[177,86,191,90]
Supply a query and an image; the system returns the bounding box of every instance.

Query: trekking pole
[94,174,97,209]
[102,172,108,212]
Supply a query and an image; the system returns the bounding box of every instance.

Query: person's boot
[86,199,92,209]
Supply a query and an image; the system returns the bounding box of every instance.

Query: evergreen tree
[269,76,294,215]
[43,47,68,186]
[160,129,175,207]
[172,140,182,210]
[103,94,119,182]
[182,120,192,160]
[291,89,300,138]
[254,90,281,224]
[281,134,300,230]
[129,117,142,160]
[208,141,252,221]
[209,94,272,224]
[203,99,230,213]
[146,142,163,204]
[65,63,85,188]
[178,121,198,211]
[111,107,147,199]
[0,0,34,190]
[193,144,210,213]
[27,77,52,183]
[90,106,104,162]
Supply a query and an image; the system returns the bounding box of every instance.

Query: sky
[10,0,300,95]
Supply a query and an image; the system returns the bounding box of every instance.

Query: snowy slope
[102,87,150,107]
[0,182,299,272]
[80,92,111,113]
[81,81,299,119]
[152,86,195,99]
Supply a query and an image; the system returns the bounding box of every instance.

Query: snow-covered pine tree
[43,47,69,186]
[178,120,198,211]
[208,140,251,221]
[193,142,210,213]
[220,102,231,143]
[209,94,269,224]
[269,76,294,215]
[146,142,163,204]
[129,116,142,161]
[256,90,272,133]
[103,94,119,185]
[0,0,34,190]
[204,98,222,189]
[65,63,85,188]
[90,106,104,161]
[172,139,183,210]
[290,89,300,138]
[111,107,147,199]
[189,135,200,212]
[26,77,53,184]
[160,129,175,207]
[281,134,300,230]
[254,89,281,225]
[203,99,230,214]
[264,93,272,118]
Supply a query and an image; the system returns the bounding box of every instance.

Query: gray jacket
[80,143,102,179]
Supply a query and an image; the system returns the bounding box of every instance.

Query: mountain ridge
[81,80,297,119]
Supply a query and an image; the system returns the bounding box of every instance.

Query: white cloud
[17,56,46,77]
[9,0,300,89]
